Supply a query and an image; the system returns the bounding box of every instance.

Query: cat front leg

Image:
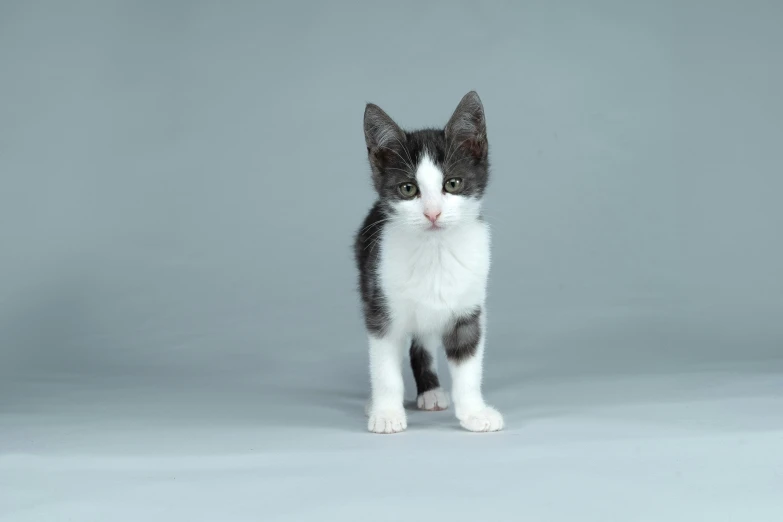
[367,334,408,434]
[444,308,504,432]
[410,336,450,411]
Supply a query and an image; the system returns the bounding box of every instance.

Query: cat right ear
[364,103,405,153]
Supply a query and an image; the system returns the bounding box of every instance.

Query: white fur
[417,388,450,411]
[366,152,503,433]
[458,406,505,432]
[367,336,407,433]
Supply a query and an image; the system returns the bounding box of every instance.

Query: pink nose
[424,210,441,224]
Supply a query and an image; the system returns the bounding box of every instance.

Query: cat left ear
[445,91,488,159]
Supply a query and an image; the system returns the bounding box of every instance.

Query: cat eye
[444,178,463,193]
[398,182,419,198]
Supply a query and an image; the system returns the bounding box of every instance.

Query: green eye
[444,178,463,193]
[398,182,418,198]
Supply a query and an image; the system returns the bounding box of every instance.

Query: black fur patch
[443,309,482,363]
[409,341,440,395]
[353,201,391,336]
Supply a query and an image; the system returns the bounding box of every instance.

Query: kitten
[354,91,504,434]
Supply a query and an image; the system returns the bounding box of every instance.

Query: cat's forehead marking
[415,152,444,200]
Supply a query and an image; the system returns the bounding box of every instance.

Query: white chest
[379,222,491,334]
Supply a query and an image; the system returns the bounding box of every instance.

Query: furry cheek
[389,199,426,226]
[440,194,480,226]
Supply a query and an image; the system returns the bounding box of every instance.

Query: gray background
[1,1,782,521]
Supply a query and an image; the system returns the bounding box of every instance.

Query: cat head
[363,91,489,232]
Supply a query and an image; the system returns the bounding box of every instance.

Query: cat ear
[364,103,405,152]
[445,91,488,159]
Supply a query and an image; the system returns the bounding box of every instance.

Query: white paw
[458,407,504,432]
[368,409,407,434]
[417,388,450,411]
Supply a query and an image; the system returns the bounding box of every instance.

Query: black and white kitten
[354,91,504,434]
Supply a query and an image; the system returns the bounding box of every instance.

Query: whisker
[363,227,386,246]
[359,217,393,234]
[445,139,473,171]
[392,136,415,171]
[379,146,414,172]
[445,154,474,172]
[366,222,403,253]
[366,236,381,253]
[444,136,459,169]
[480,212,513,232]
[367,222,389,239]
[444,137,469,170]
[363,220,403,250]
[385,167,414,177]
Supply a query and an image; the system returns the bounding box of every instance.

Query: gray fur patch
[443,308,482,363]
